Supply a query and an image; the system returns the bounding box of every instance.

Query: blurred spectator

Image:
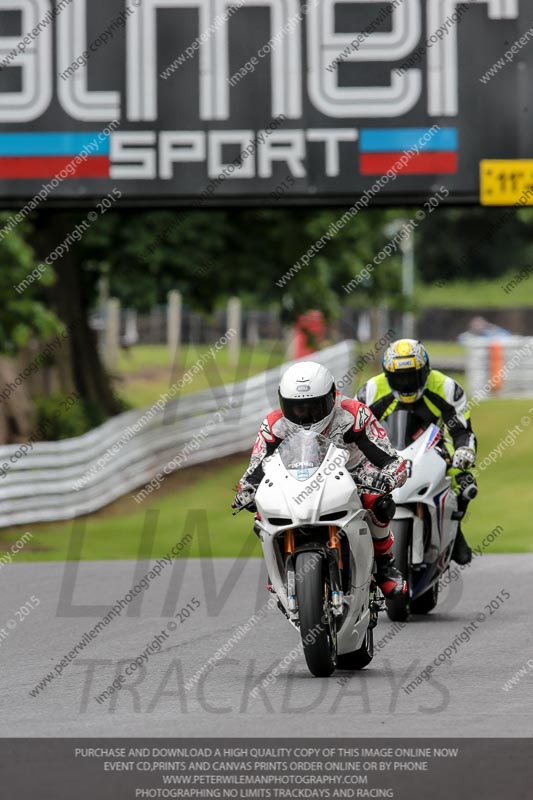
[458,315,512,343]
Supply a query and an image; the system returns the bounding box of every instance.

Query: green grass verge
[1,399,530,560]
[467,398,533,554]
[116,342,287,408]
[417,274,533,308]
[422,341,464,359]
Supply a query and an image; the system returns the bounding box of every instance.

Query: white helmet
[278,361,337,434]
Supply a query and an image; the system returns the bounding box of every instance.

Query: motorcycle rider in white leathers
[233,362,409,598]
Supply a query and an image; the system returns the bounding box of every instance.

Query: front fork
[283,527,345,619]
[284,529,297,615]
[327,526,344,616]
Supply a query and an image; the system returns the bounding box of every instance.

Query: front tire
[385,520,411,622]
[295,551,337,677]
[337,627,374,670]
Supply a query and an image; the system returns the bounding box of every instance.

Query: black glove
[372,493,396,524]
[456,471,478,501]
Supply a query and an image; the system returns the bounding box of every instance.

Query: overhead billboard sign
[0,0,532,206]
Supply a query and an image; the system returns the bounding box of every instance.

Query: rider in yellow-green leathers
[357,339,477,564]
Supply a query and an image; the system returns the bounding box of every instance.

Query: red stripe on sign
[0,156,110,179]
[360,151,457,175]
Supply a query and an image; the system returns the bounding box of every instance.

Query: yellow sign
[480,160,533,206]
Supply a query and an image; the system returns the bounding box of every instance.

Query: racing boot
[375,553,408,597]
[451,526,472,565]
[373,533,407,598]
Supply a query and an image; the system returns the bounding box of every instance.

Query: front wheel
[295,551,337,677]
[385,520,411,623]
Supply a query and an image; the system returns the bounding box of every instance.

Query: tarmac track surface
[1,555,532,737]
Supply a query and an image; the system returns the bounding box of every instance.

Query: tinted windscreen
[277,430,331,481]
[382,410,430,450]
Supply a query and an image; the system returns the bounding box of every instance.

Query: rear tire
[385,520,411,622]
[411,581,439,614]
[337,627,374,670]
[295,551,337,677]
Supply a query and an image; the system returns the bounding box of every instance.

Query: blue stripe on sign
[0,132,111,156]
[359,127,457,153]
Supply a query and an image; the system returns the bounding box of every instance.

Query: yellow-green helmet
[382,339,430,403]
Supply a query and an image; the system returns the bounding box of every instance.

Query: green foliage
[78,206,403,322]
[0,214,60,355]
[85,203,533,316]
[49,201,533,331]
[415,206,533,282]
[82,209,234,313]
[6,201,531,359]
[31,393,101,440]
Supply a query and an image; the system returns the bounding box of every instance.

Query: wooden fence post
[104,298,120,370]
[227,296,242,368]
[167,291,182,365]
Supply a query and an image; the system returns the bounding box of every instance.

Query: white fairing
[254,438,374,656]
[391,424,458,577]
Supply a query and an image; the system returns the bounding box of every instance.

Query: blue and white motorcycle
[382,410,461,621]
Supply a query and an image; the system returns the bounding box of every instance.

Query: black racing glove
[372,493,396,524]
[456,471,478,501]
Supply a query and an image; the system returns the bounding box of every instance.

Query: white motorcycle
[382,410,461,621]
[243,429,383,678]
